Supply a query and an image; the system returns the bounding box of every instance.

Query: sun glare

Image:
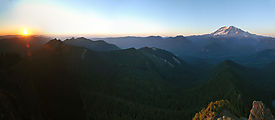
[22,29,29,36]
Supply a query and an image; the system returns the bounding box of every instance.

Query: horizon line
[1,33,275,39]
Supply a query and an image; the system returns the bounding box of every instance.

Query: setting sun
[22,29,29,35]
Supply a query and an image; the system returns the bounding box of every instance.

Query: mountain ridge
[64,37,120,51]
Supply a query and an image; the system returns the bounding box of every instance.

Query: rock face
[193,100,275,120]
[248,101,275,120]
[192,100,241,120]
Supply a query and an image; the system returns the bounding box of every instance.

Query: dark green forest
[0,36,275,120]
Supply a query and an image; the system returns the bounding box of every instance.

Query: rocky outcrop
[248,101,275,120]
[192,100,241,120]
[193,100,275,120]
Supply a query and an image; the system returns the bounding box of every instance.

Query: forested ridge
[0,37,275,120]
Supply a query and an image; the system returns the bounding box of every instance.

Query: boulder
[248,101,275,120]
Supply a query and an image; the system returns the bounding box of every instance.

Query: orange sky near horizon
[1,0,275,38]
[1,28,275,38]
[0,27,42,36]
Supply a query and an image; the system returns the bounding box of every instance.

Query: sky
[0,0,275,37]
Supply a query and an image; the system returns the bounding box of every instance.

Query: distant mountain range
[95,26,275,65]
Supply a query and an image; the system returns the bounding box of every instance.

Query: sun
[22,29,29,36]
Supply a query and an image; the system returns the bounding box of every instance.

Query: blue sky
[0,0,275,37]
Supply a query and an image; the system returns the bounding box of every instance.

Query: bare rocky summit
[194,100,275,120]
[248,101,275,120]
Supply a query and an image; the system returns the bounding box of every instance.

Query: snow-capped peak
[211,26,252,37]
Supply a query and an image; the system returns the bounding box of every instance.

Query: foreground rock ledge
[248,101,275,120]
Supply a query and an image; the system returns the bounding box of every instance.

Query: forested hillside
[0,37,275,120]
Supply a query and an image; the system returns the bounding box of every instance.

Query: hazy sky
[0,0,275,37]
